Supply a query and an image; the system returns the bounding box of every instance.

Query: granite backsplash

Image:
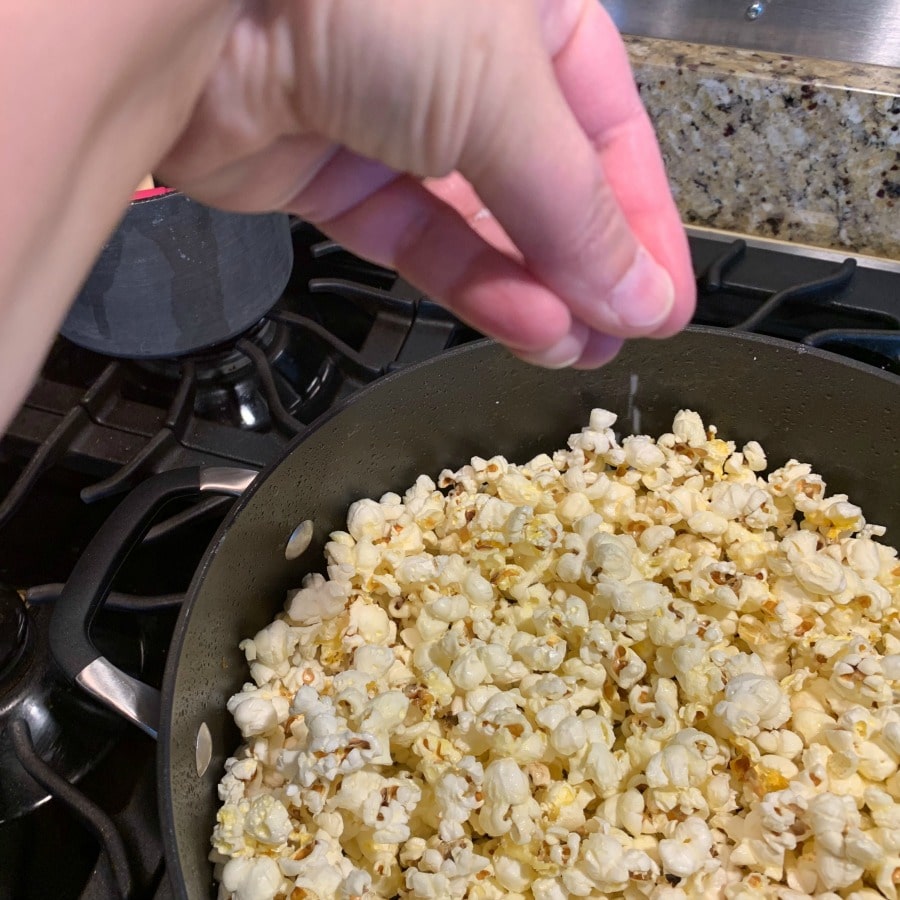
[626,37,900,259]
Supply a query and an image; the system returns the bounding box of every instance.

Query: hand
[158,0,695,368]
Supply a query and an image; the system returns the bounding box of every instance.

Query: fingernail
[517,326,588,369]
[608,246,675,330]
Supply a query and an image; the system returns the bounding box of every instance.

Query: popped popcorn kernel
[214,408,897,900]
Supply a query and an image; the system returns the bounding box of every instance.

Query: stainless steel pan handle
[49,467,257,739]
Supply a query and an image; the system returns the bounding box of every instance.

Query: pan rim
[157,326,899,897]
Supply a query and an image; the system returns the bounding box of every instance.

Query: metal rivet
[285,519,314,560]
[745,1,765,20]
[195,721,212,777]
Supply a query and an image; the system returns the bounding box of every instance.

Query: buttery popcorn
[212,409,900,900]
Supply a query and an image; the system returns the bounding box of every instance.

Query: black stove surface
[0,223,897,900]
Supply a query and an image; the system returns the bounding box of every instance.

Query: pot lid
[61,200,293,359]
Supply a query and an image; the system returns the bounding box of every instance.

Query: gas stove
[0,220,898,900]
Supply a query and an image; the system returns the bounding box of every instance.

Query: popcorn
[213,409,898,900]
[712,673,791,739]
[243,794,292,846]
[346,497,388,542]
[672,409,707,447]
[549,715,586,757]
[221,857,285,900]
[659,817,715,878]
[480,759,542,844]
[570,831,659,894]
[286,572,348,625]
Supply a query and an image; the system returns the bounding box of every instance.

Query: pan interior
[160,331,899,898]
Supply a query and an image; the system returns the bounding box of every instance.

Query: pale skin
[0,0,694,434]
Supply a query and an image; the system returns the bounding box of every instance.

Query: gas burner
[0,224,476,525]
[130,319,281,384]
[125,318,341,433]
[0,586,129,823]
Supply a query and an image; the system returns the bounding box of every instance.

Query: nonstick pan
[50,329,899,898]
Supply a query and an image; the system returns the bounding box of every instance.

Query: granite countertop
[626,37,900,259]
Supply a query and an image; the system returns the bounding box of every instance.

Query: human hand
[158,0,695,368]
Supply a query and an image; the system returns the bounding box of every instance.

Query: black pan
[50,329,899,898]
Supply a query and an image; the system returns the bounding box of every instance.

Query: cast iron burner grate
[0,579,172,900]
[690,235,900,372]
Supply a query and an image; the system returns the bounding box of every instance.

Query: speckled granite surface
[626,37,900,258]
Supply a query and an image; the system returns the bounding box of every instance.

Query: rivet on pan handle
[285,519,314,560]
[195,722,213,777]
[50,466,257,739]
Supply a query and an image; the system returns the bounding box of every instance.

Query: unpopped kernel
[212,410,900,900]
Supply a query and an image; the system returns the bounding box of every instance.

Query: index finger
[538,0,694,336]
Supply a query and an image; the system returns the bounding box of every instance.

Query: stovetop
[0,220,897,900]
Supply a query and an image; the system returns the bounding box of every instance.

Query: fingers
[537,0,695,337]
[450,1,679,341]
[428,0,690,337]
[286,163,592,367]
[424,173,519,259]
[570,331,624,370]
[425,172,622,367]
